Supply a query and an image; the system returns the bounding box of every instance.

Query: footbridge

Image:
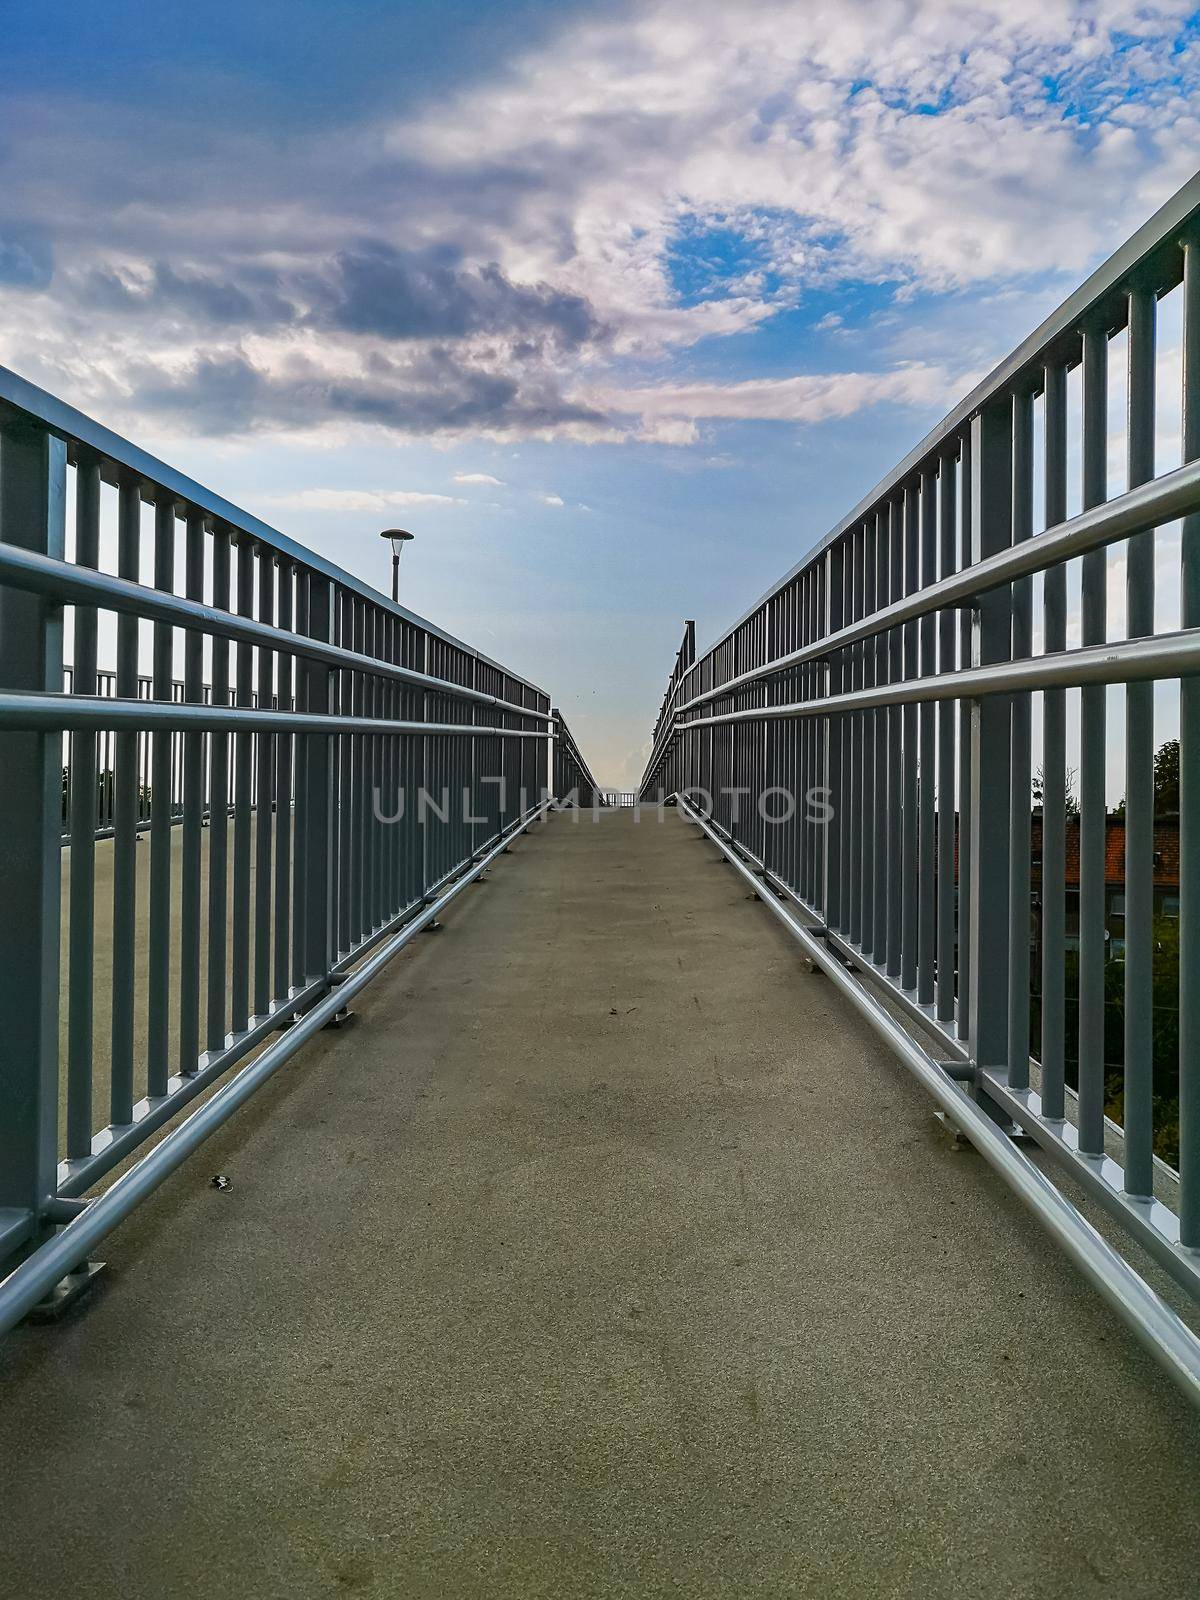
[3,178,1200,1596]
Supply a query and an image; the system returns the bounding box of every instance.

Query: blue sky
[1,0,1198,782]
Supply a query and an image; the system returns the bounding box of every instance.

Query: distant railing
[600,790,637,808]
[0,366,594,1331]
[641,172,1200,1408]
[553,710,604,805]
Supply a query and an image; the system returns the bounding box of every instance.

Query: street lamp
[378,528,414,603]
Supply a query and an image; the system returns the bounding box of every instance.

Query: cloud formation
[0,0,1194,446]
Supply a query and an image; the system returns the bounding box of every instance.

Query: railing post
[966,400,1013,1099]
[0,420,67,1255]
[301,574,334,987]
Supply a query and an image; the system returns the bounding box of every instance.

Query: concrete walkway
[2,807,1198,1599]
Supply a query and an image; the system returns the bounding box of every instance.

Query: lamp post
[378,528,414,603]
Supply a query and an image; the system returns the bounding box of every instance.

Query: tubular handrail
[0,362,545,695]
[685,167,1200,681]
[672,457,1200,717]
[0,543,552,722]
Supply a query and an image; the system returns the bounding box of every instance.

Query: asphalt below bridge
[2,806,1199,1598]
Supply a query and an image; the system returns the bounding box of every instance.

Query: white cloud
[265,488,465,511]
[0,0,1195,446]
[540,493,566,507]
[596,361,951,441]
[453,472,506,486]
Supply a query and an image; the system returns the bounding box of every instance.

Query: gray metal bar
[0,419,66,1256]
[1007,389,1034,1091]
[254,545,275,1019]
[110,478,141,1125]
[901,484,919,992]
[230,541,254,1034]
[1123,285,1157,1197]
[674,456,1200,714]
[66,454,100,1156]
[935,450,957,1023]
[917,467,937,1005]
[301,576,333,986]
[274,560,294,1001]
[0,360,549,697]
[0,542,551,724]
[205,527,231,1054]
[1041,362,1069,1121]
[680,170,1200,662]
[1077,323,1109,1156]
[1181,238,1200,1246]
[147,496,175,1098]
[659,625,1200,723]
[178,508,205,1077]
[886,498,903,979]
[967,401,1012,1082]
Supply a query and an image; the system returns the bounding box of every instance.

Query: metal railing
[553,710,605,805]
[0,365,593,1330]
[641,171,1200,1407]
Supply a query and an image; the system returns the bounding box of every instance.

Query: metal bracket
[26,1260,106,1323]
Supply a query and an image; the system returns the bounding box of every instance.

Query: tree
[1154,738,1179,813]
[1032,764,1079,816]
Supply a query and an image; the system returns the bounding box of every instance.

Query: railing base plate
[26,1260,106,1324]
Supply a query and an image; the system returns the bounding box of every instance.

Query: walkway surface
[2,808,1199,1598]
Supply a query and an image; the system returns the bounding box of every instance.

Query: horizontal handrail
[676,626,1200,725]
[676,456,1200,715]
[0,363,546,696]
[689,168,1200,674]
[0,691,551,738]
[0,544,552,723]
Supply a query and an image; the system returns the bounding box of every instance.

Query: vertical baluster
[848,531,864,943]
[206,527,231,1052]
[147,496,176,1096]
[1041,363,1069,1118]
[110,478,141,1124]
[1179,239,1200,1243]
[1008,389,1035,1089]
[901,483,920,991]
[351,598,366,944]
[886,497,905,977]
[178,509,205,1075]
[291,572,310,992]
[231,540,254,1034]
[273,561,294,1002]
[825,541,844,932]
[254,547,275,1018]
[66,455,101,1155]
[1123,285,1157,1194]
[917,467,938,1005]
[936,449,958,1022]
[871,504,891,963]
[957,435,975,1042]
[0,419,66,1243]
[967,402,1013,1083]
[859,515,877,948]
[336,587,354,962]
[301,577,334,986]
[1078,324,1109,1153]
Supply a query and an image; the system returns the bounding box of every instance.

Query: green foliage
[1031,914,1179,1168]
